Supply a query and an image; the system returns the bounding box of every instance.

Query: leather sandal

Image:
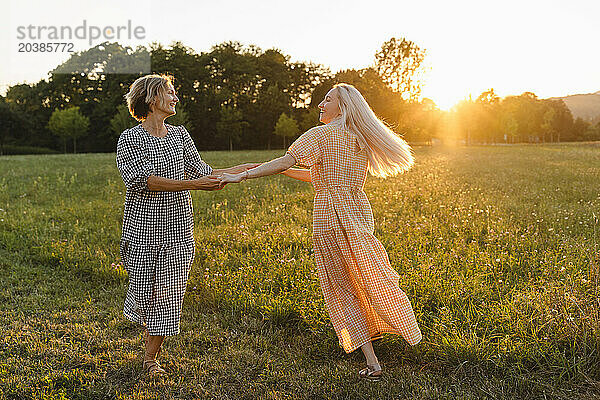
[358,364,383,381]
[143,359,166,375]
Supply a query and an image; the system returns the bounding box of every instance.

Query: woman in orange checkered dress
[220,83,422,380]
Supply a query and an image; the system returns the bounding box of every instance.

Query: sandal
[143,359,166,375]
[358,364,383,381]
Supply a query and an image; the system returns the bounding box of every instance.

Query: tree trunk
[63,138,67,154]
[73,137,77,154]
[229,137,232,152]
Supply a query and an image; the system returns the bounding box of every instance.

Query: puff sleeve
[287,127,322,168]
[116,129,155,191]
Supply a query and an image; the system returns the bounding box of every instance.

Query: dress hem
[341,329,423,353]
[123,311,181,337]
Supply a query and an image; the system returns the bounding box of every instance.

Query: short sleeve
[116,129,155,191]
[287,128,322,168]
[181,126,213,179]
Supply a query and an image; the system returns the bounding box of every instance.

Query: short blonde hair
[124,74,173,121]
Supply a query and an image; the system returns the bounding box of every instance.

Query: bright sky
[1,0,599,109]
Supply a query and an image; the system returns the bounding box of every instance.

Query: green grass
[1,145,600,399]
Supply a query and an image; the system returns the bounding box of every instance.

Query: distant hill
[549,91,600,122]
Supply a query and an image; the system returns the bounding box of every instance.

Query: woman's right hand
[192,175,223,191]
[219,172,246,184]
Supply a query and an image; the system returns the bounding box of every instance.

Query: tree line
[0,39,599,155]
[448,90,599,144]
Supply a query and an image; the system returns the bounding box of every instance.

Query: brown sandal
[143,359,166,375]
[358,364,383,381]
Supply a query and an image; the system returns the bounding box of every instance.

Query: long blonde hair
[331,83,414,178]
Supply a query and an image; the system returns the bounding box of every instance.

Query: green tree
[502,115,519,143]
[47,107,90,153]
[5,81,55,149]
[474,89,501,143]
[52,41,150,75]
[3,40,333,151]
[0,99,26,155]
[289,62,332,109]
[541,107,557,143]
[586,122,600,141]
[408,98,441,144]
[453,98,478,145]
[571,117,590,141]
[274,113,300,148]
[216,106,247,151]
[299,107,320,132]
[166,105,192,129]
[499,93,544,143]
[110,104,137,138]
[544,99,573,142]
[374,37,427,100]
[251,84,290,149]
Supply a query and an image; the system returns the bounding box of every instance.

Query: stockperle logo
[16,20,146,46]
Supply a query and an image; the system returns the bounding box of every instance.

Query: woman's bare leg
[360,341,380,367]
[359,341,383,379]
[144,329,162,357]
[145,333,165,361]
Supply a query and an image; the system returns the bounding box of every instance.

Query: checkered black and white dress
[116,123,212,336]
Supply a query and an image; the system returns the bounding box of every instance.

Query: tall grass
[1,146,599,399]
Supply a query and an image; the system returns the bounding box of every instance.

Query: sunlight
[420,63,472,111]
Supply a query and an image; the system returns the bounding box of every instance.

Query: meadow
[1,144,600,399]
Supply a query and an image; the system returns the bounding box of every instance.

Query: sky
[1,0,599,110]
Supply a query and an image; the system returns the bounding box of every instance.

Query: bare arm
[281,168,311,183]
[147,175,222,191]
[220,154,296,184]
[212,163,261,175]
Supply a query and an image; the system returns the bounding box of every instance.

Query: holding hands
[192,175,223,190]
[218,154,297,187]
[185,164,259,191]
[213,162,261,188]
[213,154,298,188]
[219,170,248,185]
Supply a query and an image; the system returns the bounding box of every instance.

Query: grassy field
[1,144,600,399]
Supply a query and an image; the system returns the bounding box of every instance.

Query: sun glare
[422,82,468,112]
[422,64,501,111]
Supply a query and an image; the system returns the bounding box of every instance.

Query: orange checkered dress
[287,123,422,353]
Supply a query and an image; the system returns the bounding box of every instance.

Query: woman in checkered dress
[116,74,257,375]
[220,83,422,380]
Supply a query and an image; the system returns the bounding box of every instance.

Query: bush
[1,145,59,155]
